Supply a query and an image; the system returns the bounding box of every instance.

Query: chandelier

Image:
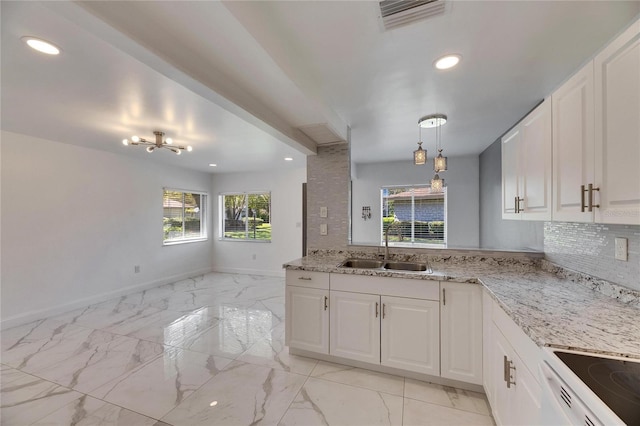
[417,113,448,192]
[122,131,192,155]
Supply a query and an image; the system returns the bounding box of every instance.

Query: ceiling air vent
[379,0,446,31]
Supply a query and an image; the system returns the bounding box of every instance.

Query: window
[163,189,207,244]
[381,185,446,247]
[220,192,271,241]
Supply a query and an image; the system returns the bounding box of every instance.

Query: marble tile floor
[1,272,494,425]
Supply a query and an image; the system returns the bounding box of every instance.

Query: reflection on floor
[1,272,495,425]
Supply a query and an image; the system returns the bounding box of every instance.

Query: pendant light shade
[431,173,444,192]
[434,149,448,172]
[414,142,426,165]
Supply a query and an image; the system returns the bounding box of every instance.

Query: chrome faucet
[384,220,401,260]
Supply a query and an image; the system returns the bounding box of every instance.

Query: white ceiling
[2,1,639,173]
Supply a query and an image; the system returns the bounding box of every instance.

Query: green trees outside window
[163,189,207,243]
[221,192,271,241]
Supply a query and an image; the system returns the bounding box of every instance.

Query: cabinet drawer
[286,270,330,289]
[330,273,439,300]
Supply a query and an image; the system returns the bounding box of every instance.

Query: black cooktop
[556,351,640,425]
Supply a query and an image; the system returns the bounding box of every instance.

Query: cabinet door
[520,99,552,221]
[595,19,640,225]
[482,289,494,406]
[440,282,483,385]
[502,126,521,219]
[330,291,380,364]
[285,286,329,354]
[492,329,514,426]
[380,295,439,376]
[512,355,541,426]
[552,62,596,223]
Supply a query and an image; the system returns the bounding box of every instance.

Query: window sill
[163,238,208,246]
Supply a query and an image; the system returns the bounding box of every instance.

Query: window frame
[380,184,447,248]
[219,191,272,243]
[162,188,208,246]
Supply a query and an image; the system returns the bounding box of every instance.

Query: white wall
[211,167,306,276]
[352,156,480,248]
[1,131,213,328]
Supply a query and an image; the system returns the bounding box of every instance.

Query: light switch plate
[320,224,328,235]
[320,206,328,218]
[615,237,628,261]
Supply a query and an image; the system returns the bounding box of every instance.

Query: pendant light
[433,116,448,172]
[431,173,444,192]
[413,125,426,165]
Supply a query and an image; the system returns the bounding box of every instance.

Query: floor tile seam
[4,372,83,426]
[274,371,313,425]
[64,388,167,425]
[307,375,405,397]
[402,395,493,417]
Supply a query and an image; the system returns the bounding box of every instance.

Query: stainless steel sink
[383,261,430,272]
[339,259,385,269]
[339,258,432,273]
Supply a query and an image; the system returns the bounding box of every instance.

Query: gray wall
[352,156,480,248]
[479,138,544,251]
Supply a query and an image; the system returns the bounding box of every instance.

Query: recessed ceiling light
[209,163,217,167]
[284,157,293,161]
[434,54,461,70]
[21,36,61,55]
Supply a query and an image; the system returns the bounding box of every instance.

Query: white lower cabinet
[380,296,440,376]
[440,281,483,385]
[329,290,380,364]
[285,270,330,354]
[488,301,541,426]
[286,271,492,386]
[492,328,541,426]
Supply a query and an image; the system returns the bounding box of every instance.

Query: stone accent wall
[544,222,640,291]
[306,144,350,251]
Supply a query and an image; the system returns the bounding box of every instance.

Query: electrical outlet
[320,223,328,235]
[320,206,328,218]
[134,265,140,273]
[615,237,628,261]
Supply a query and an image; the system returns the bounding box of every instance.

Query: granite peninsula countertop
[284,254,640,360]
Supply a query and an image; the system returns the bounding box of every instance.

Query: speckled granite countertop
[284,254,640,360]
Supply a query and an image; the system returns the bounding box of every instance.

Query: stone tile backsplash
[307,144,351,251]
[544,222,640,291]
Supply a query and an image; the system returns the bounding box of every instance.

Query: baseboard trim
[289,348,485,393]
[211,266,285,278]
[0,267,213,330]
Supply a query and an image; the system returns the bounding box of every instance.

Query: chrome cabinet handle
[382,303,386,319]
[514,196,523,213]
[588,183,600,212]
[504,355,516,388]
[375,302,379,318]
[298,276,312,281]
[324,296,328,311]
[581,184,600,212]
[442,288,446,306]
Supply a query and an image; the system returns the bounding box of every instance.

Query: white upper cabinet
[552,62,595,223]
[502,99,552,221]
[551,19,640,225]
[502,126,521,219]
[594,19,640,225]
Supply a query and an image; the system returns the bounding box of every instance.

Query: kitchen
[2,1,639,425]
